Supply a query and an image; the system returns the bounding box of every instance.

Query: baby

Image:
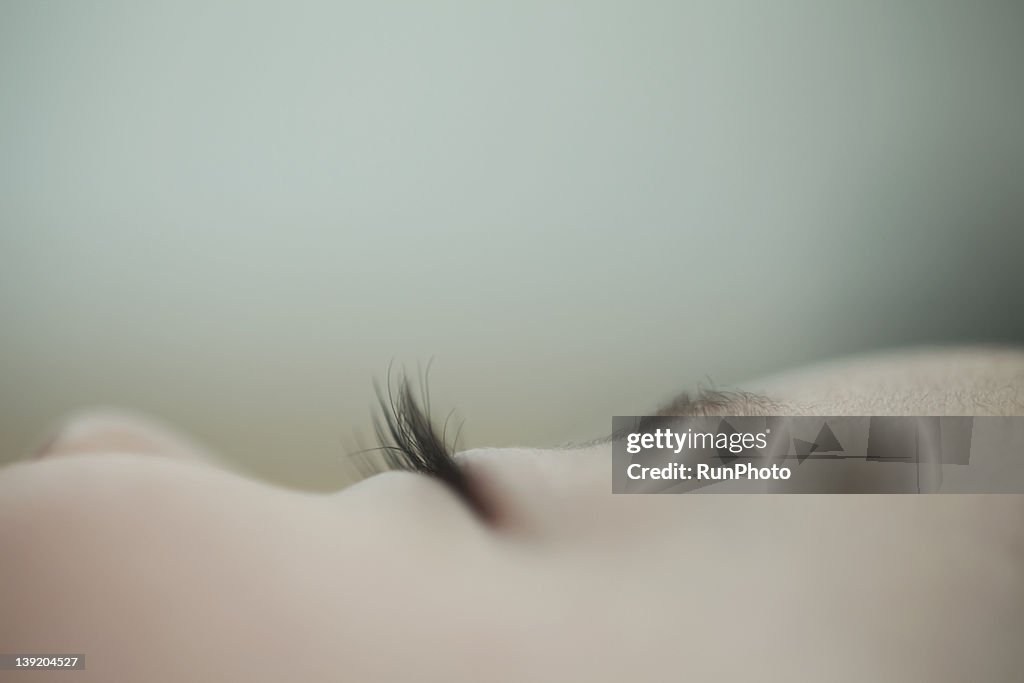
[1,346,1022,682]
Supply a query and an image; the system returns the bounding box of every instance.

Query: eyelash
[369,370,491,520]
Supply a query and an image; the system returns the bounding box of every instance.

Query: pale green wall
[2,1,1023,488]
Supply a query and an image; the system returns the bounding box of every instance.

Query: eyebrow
[655,388,784,417]
[567,388,786,449]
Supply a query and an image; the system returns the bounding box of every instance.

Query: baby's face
[1,347,1022,683]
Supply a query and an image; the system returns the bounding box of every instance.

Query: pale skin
[1,347,1022,682]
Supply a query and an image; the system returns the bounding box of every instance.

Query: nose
[32,409,217,464]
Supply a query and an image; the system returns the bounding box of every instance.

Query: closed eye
[368,371,493,521]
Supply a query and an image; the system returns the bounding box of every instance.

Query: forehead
[744,347,1024,416]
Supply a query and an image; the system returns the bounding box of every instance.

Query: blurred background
[2,1,1022,489]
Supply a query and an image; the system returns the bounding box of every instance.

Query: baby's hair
[372,369,491,519]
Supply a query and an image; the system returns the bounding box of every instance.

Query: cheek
[333,470,490,544]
